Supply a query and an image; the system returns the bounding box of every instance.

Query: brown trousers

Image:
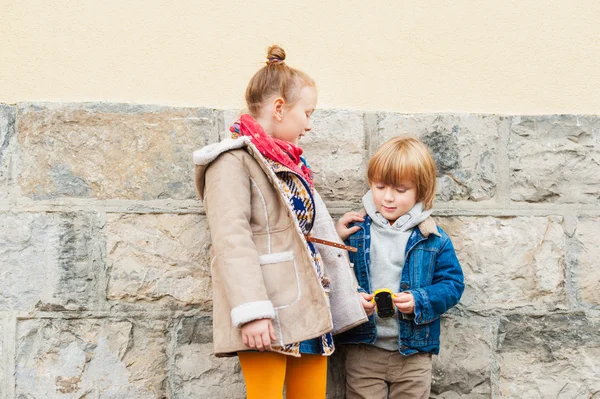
[345,344,432,399]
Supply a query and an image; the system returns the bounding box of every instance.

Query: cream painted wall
[1,0,599,114]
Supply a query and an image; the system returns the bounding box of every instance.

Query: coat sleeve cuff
[230,300,275,328]
[411,288,437,325]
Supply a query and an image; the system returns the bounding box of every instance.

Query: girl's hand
[359,292,375,316]
[393,292,415,314]
[241,319,276,351]
[336,212,365,241]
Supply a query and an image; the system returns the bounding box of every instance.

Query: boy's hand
[241,318,276,351]
[336,211,365,241]
[393,292,415,314]
[359,292,375,316]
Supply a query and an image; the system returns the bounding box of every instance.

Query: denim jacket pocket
[399,319,431,342]
[410,248,436,287]
[413,323,431,342]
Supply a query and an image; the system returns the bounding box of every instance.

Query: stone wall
[0,103,598,398]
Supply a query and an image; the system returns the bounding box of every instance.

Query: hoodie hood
[362,189,432,232]
[193,136,252,167]
[193,136,252,199]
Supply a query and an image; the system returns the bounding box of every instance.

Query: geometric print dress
[267,157,335,357]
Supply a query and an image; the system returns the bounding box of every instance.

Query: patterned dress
[266,157,335,357]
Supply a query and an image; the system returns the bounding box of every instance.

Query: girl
[193,45,366,399]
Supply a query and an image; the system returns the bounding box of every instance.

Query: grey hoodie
[362,190,432,351]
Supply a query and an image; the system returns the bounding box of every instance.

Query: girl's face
[271,86,317,145]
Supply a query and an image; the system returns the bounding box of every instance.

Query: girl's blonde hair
[245,45,315,116]
[368,136,437,210]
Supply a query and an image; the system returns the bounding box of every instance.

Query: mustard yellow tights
[238,351,328,399]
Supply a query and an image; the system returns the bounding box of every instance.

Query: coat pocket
[259,251,300,308]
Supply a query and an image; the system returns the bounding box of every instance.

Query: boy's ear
[272,97,285,121]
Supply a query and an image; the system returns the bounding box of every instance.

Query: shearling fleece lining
[418,217,441,237]
[230,300,275,328]
[259,251,294,265]
[193,137,251,166]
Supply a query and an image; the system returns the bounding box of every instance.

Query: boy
[335,136,465,399]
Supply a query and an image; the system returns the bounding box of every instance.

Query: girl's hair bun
[245,44,314,116]
[266,45,286,65]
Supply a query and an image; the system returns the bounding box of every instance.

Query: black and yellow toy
[372,289,396,318]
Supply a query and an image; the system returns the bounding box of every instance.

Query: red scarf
[230,114,314,188]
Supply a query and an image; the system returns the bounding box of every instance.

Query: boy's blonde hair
[367,136,437,210]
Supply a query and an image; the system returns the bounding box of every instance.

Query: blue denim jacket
[335,215,465,356]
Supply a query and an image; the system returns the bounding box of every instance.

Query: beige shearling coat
[194,137,367,357]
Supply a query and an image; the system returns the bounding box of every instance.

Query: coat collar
[360,209,440,238]
[193,136,251,166]
[417,216,441,237]
[193,137,255,200]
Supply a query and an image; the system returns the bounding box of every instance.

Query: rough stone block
[221,109,242,131]
[302,110,368,202]
[16,318,168,398]
[171,316,245,398]
[0,105,17,199]
[0,212,100,311]
[438,216,566,311]
[106,214,211,308]
[431,314,493,398]
[498,313,600,398]
[0,317,4,398]
[375,113,501,202]
[572,218,600,309]
[509,115,600,203]
[16,103,221,200]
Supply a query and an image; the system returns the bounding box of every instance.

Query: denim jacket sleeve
[345,237,368,294]
[411,234,465,325]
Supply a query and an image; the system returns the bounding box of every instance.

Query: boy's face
[369,180,418,224]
